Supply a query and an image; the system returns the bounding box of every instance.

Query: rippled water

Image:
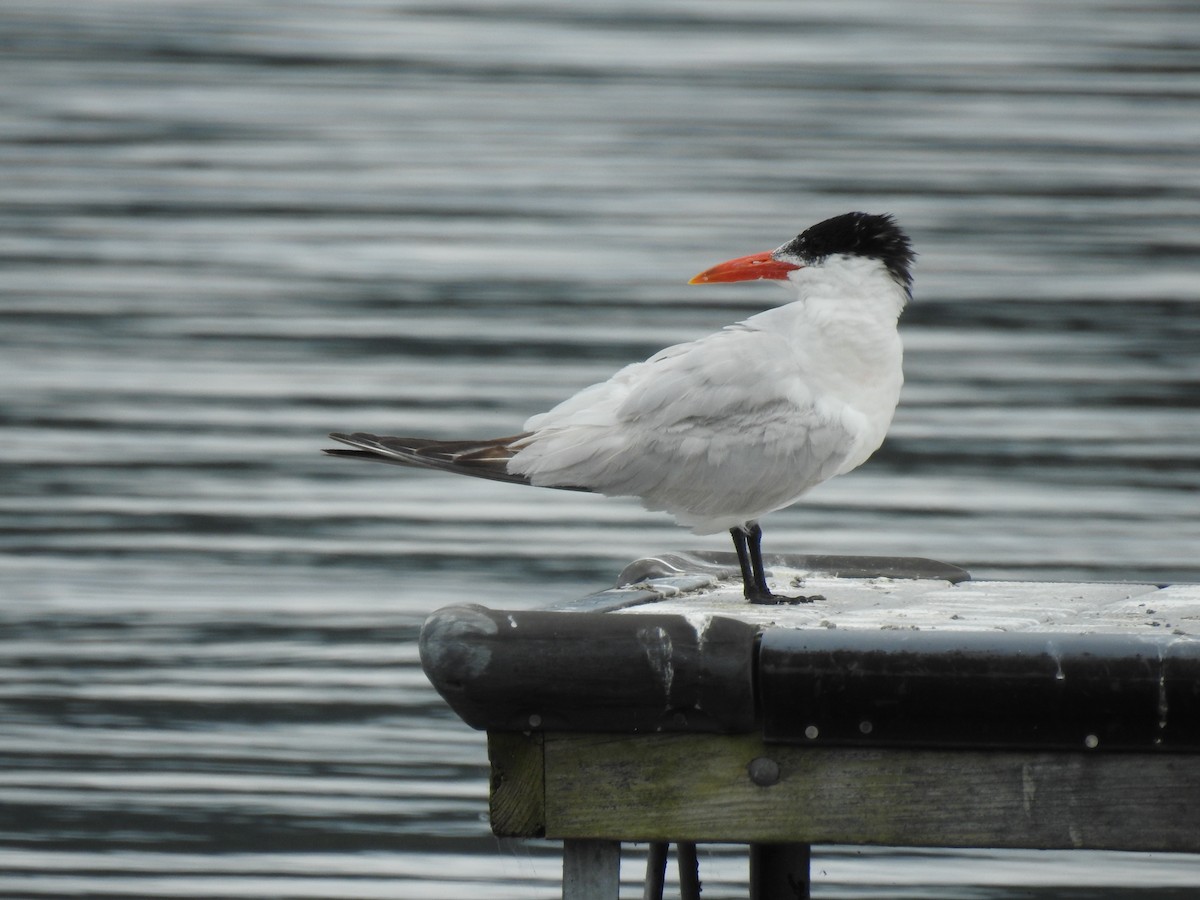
[3,0,1200,896]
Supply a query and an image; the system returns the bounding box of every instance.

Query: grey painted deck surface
[609,554,1200,637]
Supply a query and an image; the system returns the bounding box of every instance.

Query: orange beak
[688,251,801,284]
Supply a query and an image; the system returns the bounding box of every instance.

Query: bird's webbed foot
[745,587,823,605]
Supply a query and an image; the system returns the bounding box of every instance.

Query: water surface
[2,1,1199,896]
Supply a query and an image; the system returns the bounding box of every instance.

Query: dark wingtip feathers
[324,431,593,493]
[324,431,538,488]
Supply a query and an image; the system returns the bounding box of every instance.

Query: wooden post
[677,842,701,900]
[643,843,667,900]
[750,843,811,899]
[563,840,620,900]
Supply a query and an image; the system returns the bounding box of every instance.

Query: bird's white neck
[786,253,909,324]
[743,254,907,471]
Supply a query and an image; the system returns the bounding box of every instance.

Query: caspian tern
[326,211,914,603]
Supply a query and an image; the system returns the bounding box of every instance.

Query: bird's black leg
[745,522,773,598]
[729,526,756,595]
[731,522,816,605]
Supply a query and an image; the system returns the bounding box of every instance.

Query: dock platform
[419,554,1200,899]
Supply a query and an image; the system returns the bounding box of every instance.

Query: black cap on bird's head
[689,212,914,296]
[774,212,914,293]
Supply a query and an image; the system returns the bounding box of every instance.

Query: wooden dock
[419,553,1200,899]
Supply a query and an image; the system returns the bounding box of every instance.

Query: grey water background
[3,0,1200,897]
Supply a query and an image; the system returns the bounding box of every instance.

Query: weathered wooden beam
[488,731,545,837]
[539,732,1200,852]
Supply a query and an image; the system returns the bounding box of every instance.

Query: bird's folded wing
[509,327,860,520]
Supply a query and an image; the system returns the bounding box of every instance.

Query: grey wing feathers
[324,432,591,492]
